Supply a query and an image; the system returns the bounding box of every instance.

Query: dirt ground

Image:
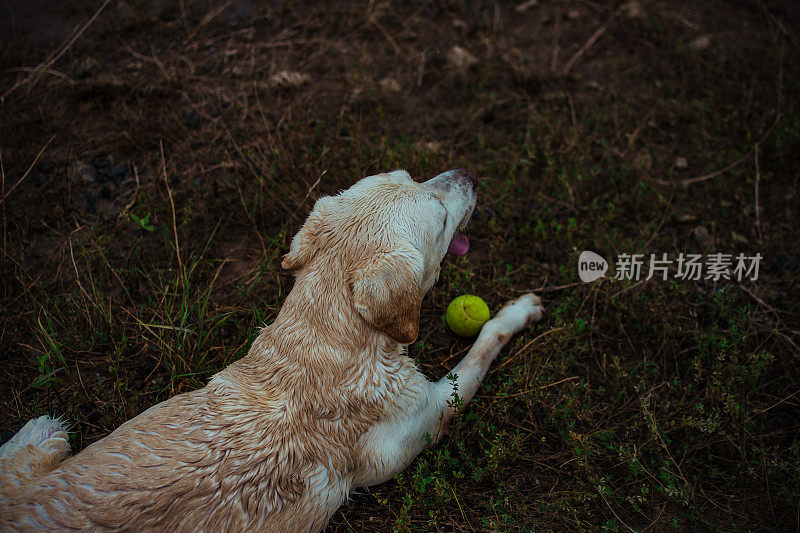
[1,0,799,530]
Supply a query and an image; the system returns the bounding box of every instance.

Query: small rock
[71,161,96,183]
[566,8,582,20]
[623,1,643,18]
[674,213,698,223]
[514,0,539,13]
[416,141,441,152]
[689,35,711,51]
[270,70,311,88]
[692,225,712,247]
[379,78,402,92]
[674,156,688,169]
[446,45,479,69]
[77,56,102,77]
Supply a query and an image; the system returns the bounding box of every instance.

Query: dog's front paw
[492,293,544,334]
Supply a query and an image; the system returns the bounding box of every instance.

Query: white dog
[0,169,542,531]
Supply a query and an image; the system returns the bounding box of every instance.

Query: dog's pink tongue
[447,236,469,256]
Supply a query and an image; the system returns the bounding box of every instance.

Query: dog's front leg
[355,293,542,487]
[434,293,543,438]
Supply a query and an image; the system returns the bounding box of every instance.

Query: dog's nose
[426,168,479,191]
[452,168,478,190]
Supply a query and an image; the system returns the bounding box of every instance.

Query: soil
[1,0,799,530]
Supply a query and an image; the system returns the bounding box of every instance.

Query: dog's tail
[0,416,70,489]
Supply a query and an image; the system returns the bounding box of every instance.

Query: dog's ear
[351,247,424,344]
[282,196,332,271]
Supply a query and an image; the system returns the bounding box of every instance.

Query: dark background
[1,1,799,530]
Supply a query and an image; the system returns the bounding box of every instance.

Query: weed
[1,1,799,530]
[130,212,155,232]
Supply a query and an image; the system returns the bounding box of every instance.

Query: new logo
[578,251,608,283]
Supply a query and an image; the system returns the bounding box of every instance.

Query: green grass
[1,0,799,530]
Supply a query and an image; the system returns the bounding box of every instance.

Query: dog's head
[283,169,477,344]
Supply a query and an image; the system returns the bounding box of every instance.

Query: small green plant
[30,314,67,389]
[445,372,463,411]
[130,212,155,231]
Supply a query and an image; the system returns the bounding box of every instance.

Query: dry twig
[160,140,183,276]
[651,114,781,186]
[561,4,624,76]
[1,0,111,102]
[188,1,233,40]
[0,135,56,206]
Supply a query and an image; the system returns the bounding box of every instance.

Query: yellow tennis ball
[446,295,491,337]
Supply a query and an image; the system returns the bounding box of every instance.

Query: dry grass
[1,1,799,530]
